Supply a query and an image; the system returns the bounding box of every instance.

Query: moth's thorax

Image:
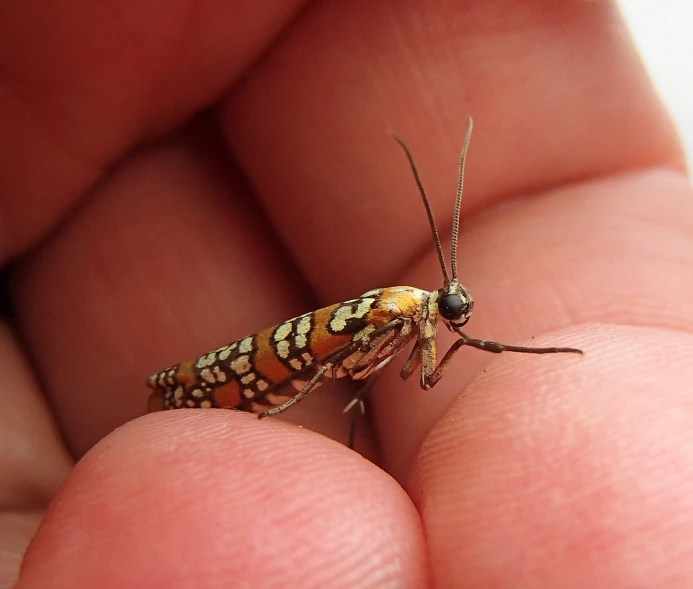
[361,286,431,324]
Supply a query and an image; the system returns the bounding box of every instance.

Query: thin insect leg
[343,371,384,450]
[258,319,406,420]
[460,335,583,355]
[258,363,331,418]
[256,327,386,419]
[422,338,467,390]
[399,341,421,381]
[344,318,408,378]
[424,333,583,389]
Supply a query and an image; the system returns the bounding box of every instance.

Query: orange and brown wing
[146,287,428,414]
[147,292,390,412]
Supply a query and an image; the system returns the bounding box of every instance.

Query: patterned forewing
[147,289,422,413]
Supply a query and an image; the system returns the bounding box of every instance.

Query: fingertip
[411,324,693,587]
[18,411,427,588]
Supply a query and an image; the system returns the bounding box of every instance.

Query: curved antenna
[390,132,450,284]
[450,117,474,281]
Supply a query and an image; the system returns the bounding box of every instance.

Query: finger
[12,124,371,455]
[0,321,72,587]
[0,510,43,588]
[16,412,427,589]
[0,0,303,258]
[0,322,72,508]
[409,325,693,588]
[374,170,693,479]
[220,0,683,301]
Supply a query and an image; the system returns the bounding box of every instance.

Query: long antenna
[390,132,450,284]
[450,117,474,281]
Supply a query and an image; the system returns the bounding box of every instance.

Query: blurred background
[620,0,693,170]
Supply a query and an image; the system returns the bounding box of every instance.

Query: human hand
[4,1,693,587]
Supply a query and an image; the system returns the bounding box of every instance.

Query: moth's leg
[258,363,331,418]
[399,341,421,381]
[341,320,409,449]
[258,319,407,423]
[422,332,583,389]
[419,335,438,389]
[461,334,583,355]
[256,331,383,419]
[422,338,467,390]
[343,370,384,450]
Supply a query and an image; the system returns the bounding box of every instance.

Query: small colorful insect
[147,118,582,443]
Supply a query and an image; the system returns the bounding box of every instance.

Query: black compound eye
[438,294,465,321]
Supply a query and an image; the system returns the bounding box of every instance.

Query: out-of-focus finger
[0,0,304,258]
[12,124,369,454]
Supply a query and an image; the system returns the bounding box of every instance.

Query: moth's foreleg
[421,338,467,390]
[461,336,583,355]
[421,332,583,390]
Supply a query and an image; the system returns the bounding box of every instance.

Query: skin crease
[1,0,693,587]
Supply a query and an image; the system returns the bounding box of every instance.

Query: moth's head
[393,117,477,331]
[437,282,474,330]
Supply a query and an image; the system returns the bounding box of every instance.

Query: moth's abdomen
[146,286,429,414]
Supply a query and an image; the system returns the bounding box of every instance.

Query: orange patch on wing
[310,305,352,359]
[175,359,197,385]
[252,327,291,382]
[213,380,242,408]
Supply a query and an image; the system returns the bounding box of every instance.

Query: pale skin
[3,1,693,587]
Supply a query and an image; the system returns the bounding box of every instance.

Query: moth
[147,119,582,442]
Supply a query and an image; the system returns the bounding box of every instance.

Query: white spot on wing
[274,322,292,342]
[200,368,215,383]
[276,340,290,359]
[239,337,254,354]
[296,315,312,335]
[196,352,217,368]
[330,298,375,332]
[230,355,251,375]
[241,372,256,385]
